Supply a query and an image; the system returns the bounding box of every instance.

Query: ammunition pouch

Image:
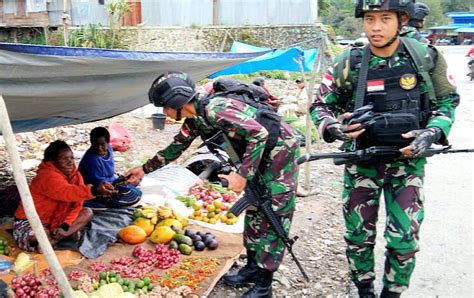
[357,112,419,149]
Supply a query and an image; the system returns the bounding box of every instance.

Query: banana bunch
[138,205,158,219]
[172,210,188,228]
[156,206,173,220]
[135,205,175,225]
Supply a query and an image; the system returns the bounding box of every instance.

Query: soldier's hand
[400,127,442,158]
[218,173,247,194]
[125,166,145,186]
[326,122,365,142]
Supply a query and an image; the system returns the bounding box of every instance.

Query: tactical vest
[335,38,433,149]
[356,56,429,148]
[197,81,281,163]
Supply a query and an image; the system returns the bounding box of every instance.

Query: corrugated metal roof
[429,23,474,30]
[446,12,474,18]
[456,28,474,33]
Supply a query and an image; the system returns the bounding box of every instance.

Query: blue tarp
[0,43,266,133]
[209,41,318,78]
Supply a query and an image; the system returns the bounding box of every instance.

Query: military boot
[223,251,258,287]
[241,268,273,298]
[356,281,376,298]
[380,288,401,298]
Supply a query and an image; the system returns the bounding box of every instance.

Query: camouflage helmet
[148,71,196,109]
[355,0,414,18]
[410,2,430,22]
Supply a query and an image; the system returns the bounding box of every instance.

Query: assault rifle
[202,132,310,281]
[296,146,474,166]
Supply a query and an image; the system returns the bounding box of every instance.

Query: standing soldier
[126,72,300,298]
[401,2,430,43]
[310,0,459,297]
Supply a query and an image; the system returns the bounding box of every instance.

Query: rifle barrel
[297,147,474,165]
[296,151,357,165]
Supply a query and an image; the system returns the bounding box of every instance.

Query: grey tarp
[0,43,266,133]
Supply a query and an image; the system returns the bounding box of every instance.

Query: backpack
[334,37,436,104]
[199,78,281,152]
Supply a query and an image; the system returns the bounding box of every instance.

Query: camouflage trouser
[243,191,296,272]
[342,160,425,293]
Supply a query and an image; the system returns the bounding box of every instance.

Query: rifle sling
[354,45,372,109]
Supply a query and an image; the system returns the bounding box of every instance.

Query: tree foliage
[320,0,471,39]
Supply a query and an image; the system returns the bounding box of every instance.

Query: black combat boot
[356,281,376,298]
[380,288,401,298]
[241,268,273,298]
[223,251,259,287]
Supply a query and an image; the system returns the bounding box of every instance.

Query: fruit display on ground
[186,182,240,226]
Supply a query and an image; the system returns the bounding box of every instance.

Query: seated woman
[13,140,116,251]
[79,127,116,197]
[79,127,141,209]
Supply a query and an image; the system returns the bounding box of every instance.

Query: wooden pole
[62,0,69,46]
[43,26,49,45]
[0,95,74,298]
[212,0,218,25]
[295,50,320,192]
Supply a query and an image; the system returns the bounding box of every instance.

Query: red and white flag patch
[321,73,333,87]
[367,80,385,92]
[179,126,190,138]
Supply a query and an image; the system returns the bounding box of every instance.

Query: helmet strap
[175,108,182,121]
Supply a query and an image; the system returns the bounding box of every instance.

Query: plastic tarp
[208,41,318,78]
[0,43,267,133]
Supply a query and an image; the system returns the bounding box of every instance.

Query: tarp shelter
[208,41,318,78]
[0,43,267,133]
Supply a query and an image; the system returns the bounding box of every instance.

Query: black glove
[407,127,442,157]
[326,122,352,142]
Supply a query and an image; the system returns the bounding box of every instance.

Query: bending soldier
[310,0,459,297]
[126,72,300,298]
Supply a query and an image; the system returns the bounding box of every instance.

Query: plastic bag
[109,123,132,152]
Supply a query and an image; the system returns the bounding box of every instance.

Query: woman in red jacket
[13,140,116,251]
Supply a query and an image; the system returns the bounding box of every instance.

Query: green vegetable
[175,195,196,207]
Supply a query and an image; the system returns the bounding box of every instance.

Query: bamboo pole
[0,96,74,298]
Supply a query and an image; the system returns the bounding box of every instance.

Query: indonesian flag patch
[321,73,333,87]
[367,79,385,92]
[179,126,190,138]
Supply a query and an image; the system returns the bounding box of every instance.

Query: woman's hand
[52,227,68,240]
[125,166,145,186]
[218,173,247,194]
[96,182,118,196]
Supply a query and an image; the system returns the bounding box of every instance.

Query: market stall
[0,165,246,297]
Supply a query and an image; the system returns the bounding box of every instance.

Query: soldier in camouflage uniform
[310,1,459,297]
[400,2,430,44]
[126,72,300,298]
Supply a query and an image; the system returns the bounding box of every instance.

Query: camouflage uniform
[144,96,300,271]
[310,42,459,292]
